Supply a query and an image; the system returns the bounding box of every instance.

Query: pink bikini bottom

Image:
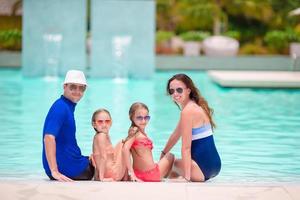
[134,164,161,182]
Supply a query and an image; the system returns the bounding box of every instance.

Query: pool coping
[0,51,297,71]
[1,180,299,200]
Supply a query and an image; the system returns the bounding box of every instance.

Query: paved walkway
[208,70,300,88]
[1,180,299,200]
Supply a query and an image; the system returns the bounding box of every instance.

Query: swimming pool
[0,69,300,183]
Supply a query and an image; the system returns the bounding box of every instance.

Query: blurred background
[0,0,300,55]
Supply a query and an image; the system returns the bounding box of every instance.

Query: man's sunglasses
[68,84,86,92]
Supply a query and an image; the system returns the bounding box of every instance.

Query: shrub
[286,29,300,43]
[0,29,22,50]
[264,30,289,53]
[179,31,210,42]
[223,30,241,41]
[239,43,269,55]
[156,31,174,44]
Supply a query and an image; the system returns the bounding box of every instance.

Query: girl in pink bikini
[92,109,127,181]
[122,102,174,182]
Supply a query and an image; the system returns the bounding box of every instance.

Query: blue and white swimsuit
[191,124,221,181]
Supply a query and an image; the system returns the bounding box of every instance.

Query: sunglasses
[96,119,111,124]
[135,115,151,121]
[68,84,86,92]
[169,87,184,95]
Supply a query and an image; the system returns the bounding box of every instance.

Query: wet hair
[166,73,216,130]
[123,102,149,143]
[91,108,111,133]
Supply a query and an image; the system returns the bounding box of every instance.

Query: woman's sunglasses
[135,115,151,121]
[96,119,111,124]
[169,87,184,95]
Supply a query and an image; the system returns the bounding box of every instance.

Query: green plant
[286,29,300,43]
[239,43,269,55]
[223,30,241,41]
[264,30,289,53]
[179,31,210,42]
[155,30,175,55]
[156,30,174,44]
[0,29,22,50]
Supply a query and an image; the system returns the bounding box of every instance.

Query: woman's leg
[112,141,126,180]
[157,153,175,179]
[172,158,205,182]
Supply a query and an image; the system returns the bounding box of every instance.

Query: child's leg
[112,141,126,180]
[157,153,175,179]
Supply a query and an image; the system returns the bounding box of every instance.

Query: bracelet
[161,151,166,156]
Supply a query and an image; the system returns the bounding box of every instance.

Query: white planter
[202,36,239,56]
[171,36,184,51]
[289,42,300,58]
[183,41,201,56]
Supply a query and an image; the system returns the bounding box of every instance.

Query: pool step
[208,70,300,88]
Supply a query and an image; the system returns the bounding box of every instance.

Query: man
[42,70,94,181]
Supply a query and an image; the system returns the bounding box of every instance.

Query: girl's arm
[160,122,181,159]
[179,109,193,181]
[94,134,107,181]
[122,135,140,181]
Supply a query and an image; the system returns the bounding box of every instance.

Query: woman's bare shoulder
[182,102,200,114]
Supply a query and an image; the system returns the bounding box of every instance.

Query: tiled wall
[90,0,155,78]
[22,0,86,76]
[22,0,155,78]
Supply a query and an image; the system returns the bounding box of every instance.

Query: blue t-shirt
[42,95,89,177]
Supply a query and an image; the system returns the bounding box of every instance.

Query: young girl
[122,102,174,182]
[92,109,127,181]
[161,74,221,182]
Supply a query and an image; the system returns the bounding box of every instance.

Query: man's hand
[51,170,74,182]
[89,154,96,168]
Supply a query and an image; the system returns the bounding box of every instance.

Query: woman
[122,102,174,182]
[161,74,221,182]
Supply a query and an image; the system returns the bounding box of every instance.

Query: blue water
[0,69,300,183]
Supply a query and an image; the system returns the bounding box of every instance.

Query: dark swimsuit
[191,124,221,181]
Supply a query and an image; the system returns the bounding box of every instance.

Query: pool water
[0,69,300,183]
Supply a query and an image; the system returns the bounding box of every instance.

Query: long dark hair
[166,73,216,130]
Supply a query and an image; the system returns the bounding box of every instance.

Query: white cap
[64,70,87,86]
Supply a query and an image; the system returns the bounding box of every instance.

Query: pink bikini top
[131,137,153,150]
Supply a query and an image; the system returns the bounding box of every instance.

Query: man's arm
[44,134,73,182]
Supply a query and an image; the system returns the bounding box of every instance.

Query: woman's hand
[170,176,191,183]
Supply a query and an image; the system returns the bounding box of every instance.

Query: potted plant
[155,31,174,54]
[287,29,300,59]
[180,31,210,56]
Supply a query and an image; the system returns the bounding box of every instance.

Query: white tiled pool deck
[1,180,299,200]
